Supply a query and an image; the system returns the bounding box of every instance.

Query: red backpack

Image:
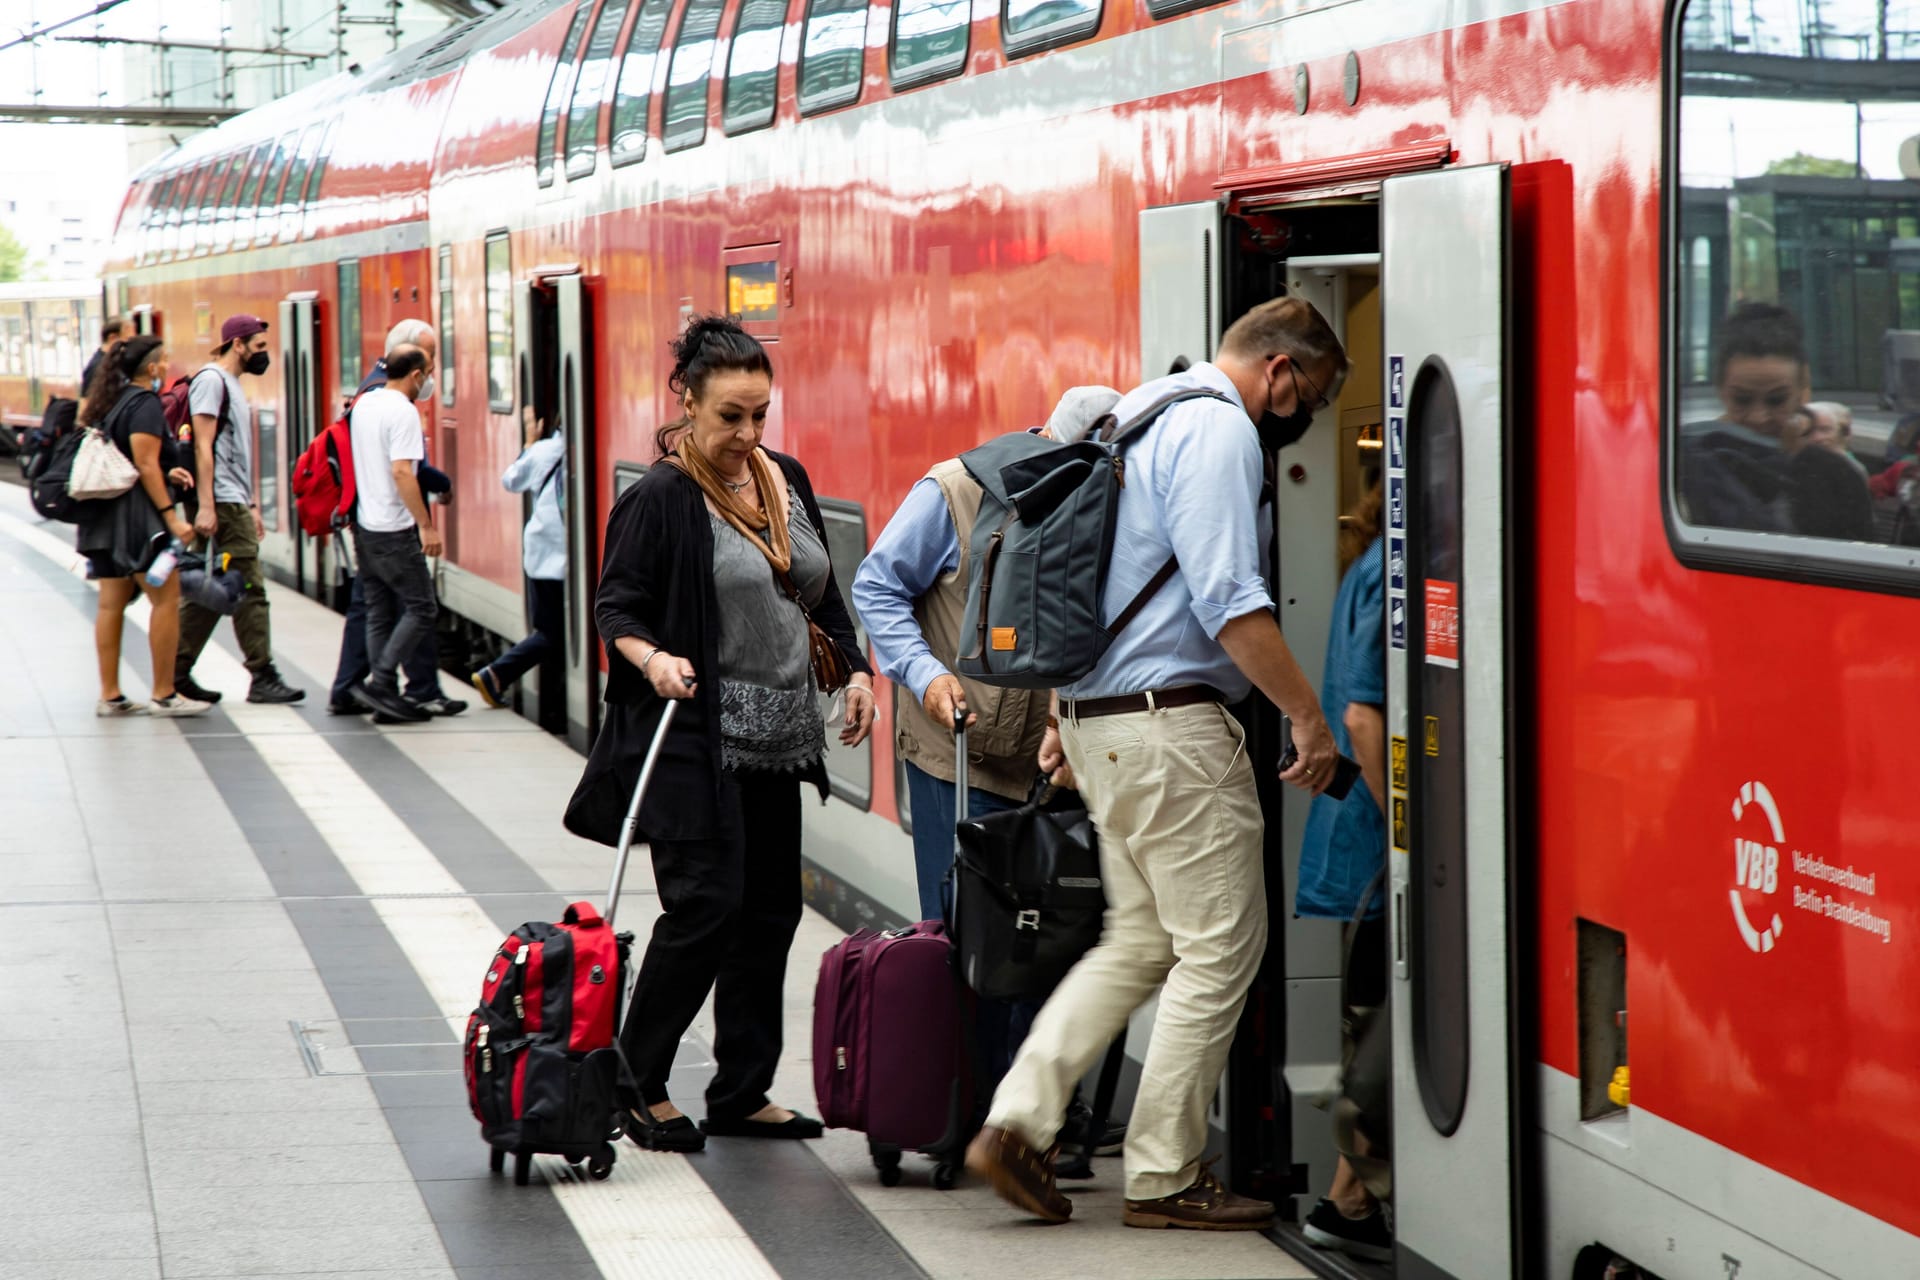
[160,368,227,445]
[290,392,361,536]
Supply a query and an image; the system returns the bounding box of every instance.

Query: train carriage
[0,281,104,450]
[101,0,1920,1275]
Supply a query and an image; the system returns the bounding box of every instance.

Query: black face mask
[244,350,271,376]
[1257,405,1315,453]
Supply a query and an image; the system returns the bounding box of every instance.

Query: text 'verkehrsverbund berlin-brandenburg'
[1793,851,1876,896]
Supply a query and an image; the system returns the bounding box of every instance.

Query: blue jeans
[487,576,563,689]
[330,569,441,704]
[903,759,1038,1095]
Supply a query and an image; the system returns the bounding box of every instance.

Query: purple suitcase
[811,716,975,1188]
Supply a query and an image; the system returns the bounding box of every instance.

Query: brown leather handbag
[775,566,852,695]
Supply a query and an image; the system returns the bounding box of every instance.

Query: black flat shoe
[701,1111,824,1140]
[625,1107,705,1152]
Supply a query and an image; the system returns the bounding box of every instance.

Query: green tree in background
[0,223,27,283]
[1765,153,1860,179]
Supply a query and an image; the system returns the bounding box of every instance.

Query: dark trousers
[352,526,438,696]
[621,769,803,1120]
[488,576,564,689]
[330,570,441,704]
[177,502,272,677]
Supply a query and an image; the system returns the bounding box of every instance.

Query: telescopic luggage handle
[952,704,969,830]
[603,699,679,929]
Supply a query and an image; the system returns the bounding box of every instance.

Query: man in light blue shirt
[969,297,1349,1233]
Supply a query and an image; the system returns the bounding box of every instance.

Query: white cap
[1043,385,1124,444]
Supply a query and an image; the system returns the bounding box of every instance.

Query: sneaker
[408,695,467,717]
[174,674,223,705]
[147,692,212,718]
[1122,1159,1274,1231]
[247,667,307,704]
[326,700,362,715]
[963,1125,1072,1224]
[1302,1197,1392,1261]
[95,695,147,717]
[1095,1121,1127,1157]
[350,681,428,723]
[470,667,504,709]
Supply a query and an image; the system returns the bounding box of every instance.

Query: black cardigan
[563,450,872,847]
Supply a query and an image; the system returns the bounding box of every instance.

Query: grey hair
[1044,385,1124,444]
[385,319,435,355]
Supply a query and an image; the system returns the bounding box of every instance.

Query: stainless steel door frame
[1381,163,1518,1279]
[554,272,598,751]
[279,294,323,598]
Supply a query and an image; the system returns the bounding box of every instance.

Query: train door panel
[1381,163,1519,1280]
[278,293,325,600]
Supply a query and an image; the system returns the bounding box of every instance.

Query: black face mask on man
[1256,357,1317,452]
[244,349,271,376]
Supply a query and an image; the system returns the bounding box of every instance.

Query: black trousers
[621,769,804,1120]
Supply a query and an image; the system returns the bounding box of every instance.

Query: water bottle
[144,540,179,587]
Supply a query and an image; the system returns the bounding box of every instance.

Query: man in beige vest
[851,386,1122,1097]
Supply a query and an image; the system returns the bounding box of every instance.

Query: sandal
[700,1110,824,1140]
[625,1106,706,1152]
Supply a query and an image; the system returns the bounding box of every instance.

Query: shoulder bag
[68,425,140,502]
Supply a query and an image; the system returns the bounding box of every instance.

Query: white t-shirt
[350,386,425,533]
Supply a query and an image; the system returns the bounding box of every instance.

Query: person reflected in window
[1679,302,1871,540]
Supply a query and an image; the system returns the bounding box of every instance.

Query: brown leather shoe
[1123,1159,1275,1231]
[964,1124,1072,1223]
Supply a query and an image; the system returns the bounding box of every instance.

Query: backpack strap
[189,367,231,440]
[1100,387,1231,449]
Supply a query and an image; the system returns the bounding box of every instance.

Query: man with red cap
[174,313,305,705]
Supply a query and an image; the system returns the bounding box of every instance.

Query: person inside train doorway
[343,343,443,724]
[1296,477,1393,1264]
[172,313,306,706]
[469,405,563,710]
[327,319,465,719]
[851,385,1128,1164]
[966,297,1347,1232]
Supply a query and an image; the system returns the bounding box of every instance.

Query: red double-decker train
[100,0,1920,1274]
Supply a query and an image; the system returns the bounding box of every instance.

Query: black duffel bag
[948,718,1106,1001]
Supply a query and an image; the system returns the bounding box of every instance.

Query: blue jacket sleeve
[851,478,962,703]
[1345,543,1387,707]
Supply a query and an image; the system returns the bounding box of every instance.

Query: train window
[1,315,23,377]
[280,127,320,244]
[890,0,968,89]
[438,244,456,407]
[613,460,650,496]
[238,142,271,210]
[537,4,595,187]
[797,0,866,115]
[1002,0,1101,57]
[723,0,789,135]
[193,158,229,253]
[218,151,247,216]
[256,407,279,532]
[566,0,633,179]
[486,231,514,412]
[1669,0,1920,586]
[815,498,873,810]
[338,261,363,393]
[664,0,727,152]
[609,0,676,166]
[303,119,340,236]
[1143,0,1224,15]
[254,134,294,246]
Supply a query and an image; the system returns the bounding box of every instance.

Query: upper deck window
[566,0,635,179]
[609,0,677,166]
[1669,0,1920,590]
[538,4,596,187]
[302,119,340,238]
[724,0,789,135]
[1002,0,1100,57]
[280,127,321,243]
[665,0,727,152]
[797,0,866,114]
[890,0,968,89]
[217,151,247,219]
[238,142,273,211]
[254,134,295,246]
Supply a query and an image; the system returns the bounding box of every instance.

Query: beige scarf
[674,435,790,572]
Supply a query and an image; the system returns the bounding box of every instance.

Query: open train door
[278,292,325,600]
[515,266,599,749]
[1380,164,1522,1279]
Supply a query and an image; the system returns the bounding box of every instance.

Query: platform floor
[0,482,1312,1280]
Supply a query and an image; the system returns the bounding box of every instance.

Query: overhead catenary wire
[0,0,138,54]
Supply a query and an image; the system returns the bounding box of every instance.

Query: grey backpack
[954,388,1229,689]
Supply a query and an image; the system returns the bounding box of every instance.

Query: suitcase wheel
[513,1151,532,1186]
[588,1144,615,1181]
[873,1146,903,1187]
[932,1163,958,1191]
[489,1147,506,1175]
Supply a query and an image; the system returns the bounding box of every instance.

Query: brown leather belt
[1059,685,1225,722]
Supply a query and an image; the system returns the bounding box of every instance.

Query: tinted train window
[815,498,873,809]
[338,260,363,392]
[302,120,339,237]
[1671,0,1920,584]
[567,0,634,178]
[280,127,321,242]
[724,0,789,134]
[486,231,514,411]
[239,142,273,210]
[609,0,676,166]
[798,0,865,114]
[538,4,595,187]
[257,135,294,214]
[438,243,456,407]
[1002,0,1100,57]
[665,0,727,151]
[1143,0,1224,14]
[219,153,247,213]
[891,0,968,89]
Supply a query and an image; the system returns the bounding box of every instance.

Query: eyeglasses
[1287,358,1331,413]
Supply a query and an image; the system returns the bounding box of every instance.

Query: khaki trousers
[984,701,1267,1200]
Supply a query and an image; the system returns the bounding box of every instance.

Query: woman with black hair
[565,315,875,1152]
[76,336,210,717]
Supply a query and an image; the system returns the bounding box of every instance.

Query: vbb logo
[1730,780,1785,953]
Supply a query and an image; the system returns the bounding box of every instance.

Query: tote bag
[67,427,140,502]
